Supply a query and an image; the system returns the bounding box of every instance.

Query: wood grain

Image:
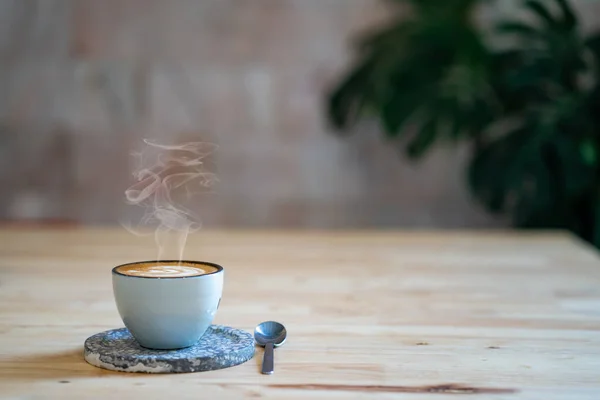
[1,228,600,399]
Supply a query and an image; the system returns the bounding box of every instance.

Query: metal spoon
[254,321,287,374]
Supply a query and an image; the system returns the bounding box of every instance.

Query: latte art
[116,262,219,278]
[125,265,206,277]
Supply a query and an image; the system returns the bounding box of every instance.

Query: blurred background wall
[1,0,599,229]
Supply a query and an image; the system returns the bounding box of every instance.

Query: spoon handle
[262,342,274,374]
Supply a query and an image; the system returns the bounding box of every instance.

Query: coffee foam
[116,261,218,278]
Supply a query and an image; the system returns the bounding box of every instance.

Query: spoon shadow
[254,345,264,373]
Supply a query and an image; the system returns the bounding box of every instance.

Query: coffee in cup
[112,260,224,350]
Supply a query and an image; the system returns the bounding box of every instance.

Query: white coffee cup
[112,260,224,349]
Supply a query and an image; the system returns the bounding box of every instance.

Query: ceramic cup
[112,260,224,350]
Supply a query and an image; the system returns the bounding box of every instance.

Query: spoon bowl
[254,321,287,374]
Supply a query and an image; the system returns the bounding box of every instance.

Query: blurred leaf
[554,135,595,196]
[497,22,541,38]
[355,22,412,53]
[327,58,378,130]
[586,32,600,62]
[579,141,596,165]
[556,0,577,30]
[381,86,424,135]
[524,0,557,29]
[407,117,438,158]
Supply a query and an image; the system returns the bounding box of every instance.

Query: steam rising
[123,139,217,262]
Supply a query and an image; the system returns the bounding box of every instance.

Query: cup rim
[112,260,224,279]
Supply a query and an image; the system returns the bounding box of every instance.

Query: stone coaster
[84,325,255,373]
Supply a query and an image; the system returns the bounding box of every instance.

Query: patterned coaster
[84,325,255,373]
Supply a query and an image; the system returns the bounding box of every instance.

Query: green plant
[326,0,600,247]
[328,0,495,157]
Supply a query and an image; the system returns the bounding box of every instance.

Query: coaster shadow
[0,348,112,382]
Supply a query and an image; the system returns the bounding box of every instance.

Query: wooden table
[1,228,600,399]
